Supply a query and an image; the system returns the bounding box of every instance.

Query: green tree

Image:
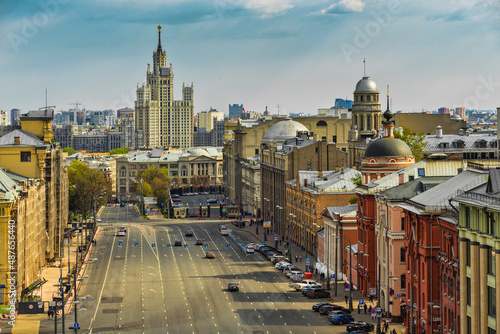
[394,127,427,162]
[109,147,129,155]
[63,147,75,155]
[134,166,171,208]
[350,173,362,186]
[69,161,112,215]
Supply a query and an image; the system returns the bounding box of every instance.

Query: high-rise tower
[135,25,194,148]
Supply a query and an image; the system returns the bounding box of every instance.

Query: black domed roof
[364,138,412,158]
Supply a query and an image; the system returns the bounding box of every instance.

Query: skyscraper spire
[386,84,390,111]
[157,25,162,51]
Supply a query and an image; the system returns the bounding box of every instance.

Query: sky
[0,0,499,116]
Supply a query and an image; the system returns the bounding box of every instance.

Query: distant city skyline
[0,0,499,115]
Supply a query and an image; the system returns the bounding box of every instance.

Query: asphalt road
[40,205,352,334]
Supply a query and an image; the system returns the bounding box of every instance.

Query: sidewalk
[230,219,406,334]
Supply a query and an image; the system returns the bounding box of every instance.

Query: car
[290,273,304,282]
[172,198,182,202]
[246,246,255,253]
[265,251,282,260]
[329,314,355,325]
[228,282,239,291]
[117,230,126,236]
[270,254,287,262]
[174,240,182,246]
[171,194,180,198]
[96,217,101,222]
[306,288,330,299]
[195,239,203,245]
[258,246,276,254]
[287,270,303,278]
[200,191,209,195]
[319,304,351,315]
[312,302,332,311]
[346,321,374,332]
[206,197,217,204]
[293,279,317,291]
[349,331,368,334]
[275,261,290,269]
[206,251,215,258]
[192,192,199,195]
[328,310,350,317]
[302,284,322,295]
[185,230,194,236]
[119,227,127,233]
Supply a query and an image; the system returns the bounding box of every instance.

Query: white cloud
[242,0,294,14]
[315,0,366,15]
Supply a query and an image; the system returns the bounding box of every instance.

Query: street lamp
[276,205,283,249]
[387,275,400,320]
[335,234,354,311]
[263,198,270,241]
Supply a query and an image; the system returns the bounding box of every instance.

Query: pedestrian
[94,239,97,246]
[315,268,318,275]
[384,321,389,332]
[48,310,51,319]
[364,303,367,314]
[371,313,376,322]
[369,295,373,303]
[369,305,372,313]
[299,255,302,262]
[358,304,361,314]
[392,330,396,334]
[344,295,348,305]
[295,255,298,262]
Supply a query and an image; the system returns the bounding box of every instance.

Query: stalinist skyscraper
[135,25,194,148]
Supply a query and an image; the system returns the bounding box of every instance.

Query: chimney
[398,173,404,185]
[459,129,463,136]
[304,178,308,187]
[340,167,344,174]
[318,171,323,178]
[14,136,20,145]
[436,126,443,138]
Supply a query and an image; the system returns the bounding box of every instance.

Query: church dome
[451,114,462,120]
[262,118,308,142]
[364,138,412,158]
[355,76,378,93]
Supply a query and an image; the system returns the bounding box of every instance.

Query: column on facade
[470,241,480,331]
[496,250,500,333]
[479,245,488,334]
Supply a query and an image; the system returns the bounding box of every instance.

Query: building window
[465,206,470,228]
[466,277,471,305]
[488,286,496,316]
[401,217,405,231]
[21,151,31,162]
[487,247,495,275]
[255,148,259,155]
[487,213,495,235]
[400,274,406,290]
[332,135,337,143]
[400,247,406,263]
[418,168,425,177]
[466,239,471,266]
[307,162,311,170]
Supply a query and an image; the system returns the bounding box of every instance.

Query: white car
[96,217,101,222]
[275,260,291,269]
[293,279,317,291]
[246,246,255,254]
[287,270,303,278]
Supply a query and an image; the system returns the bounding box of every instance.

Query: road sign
[262,241,266,245]
[359,299,364,305]
[74,323,79,328]
[305,258,310,264]
[241,243,245,247]
[152,243,156,247]
[396,293,400,298]
[274,234,278,238]
[59,278,63,283]
[227,243,230,247]
[167,244,171,248]
[204,244,208,248]
[376,306,382,314]
[28,304,33,309]
[371,308,376,314]
[118,241,122,246]
[56,301,62,307]
[134,242,138,247]
[59,288,63,292]
[344,283,350,289]
[184,244,188,248]
[331,274,335,279]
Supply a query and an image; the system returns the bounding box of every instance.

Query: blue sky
[0,0,499,115]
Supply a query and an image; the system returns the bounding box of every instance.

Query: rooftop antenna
[69,102,83,110]
[277,104,280,115]
[40,89,55,112]
[363,58,366,77]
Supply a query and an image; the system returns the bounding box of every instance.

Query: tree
[394,127,427,162]
[350,173,362,186]
[109,147,129,155]
[134,166,171,208]
[68,161,112,215]
[63,147,75,155]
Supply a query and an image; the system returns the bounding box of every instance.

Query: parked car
[302,284,322,295]
[246,246,255,254]
[228,282,239,291]
[275,261,290,269]
[287,270,303,278]
[293,279,317,291]
[206,197,217,204]
[96,217,101,222]
[319,304,351,315]
[306,288,330,299]
[171,194,180,198]
[346,321,374,332]
[258,246,276,254]
[328,310,350,317]
[312,302,332,311]
[329,314,354,325]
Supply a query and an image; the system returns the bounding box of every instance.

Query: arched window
[316,120,327,127]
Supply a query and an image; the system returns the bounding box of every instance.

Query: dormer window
[475,139,487,148]
[453,139,465,148]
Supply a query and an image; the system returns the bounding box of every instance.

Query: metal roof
[0,129,46,147]
[424,133,497,152]
[287,168,360,194]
